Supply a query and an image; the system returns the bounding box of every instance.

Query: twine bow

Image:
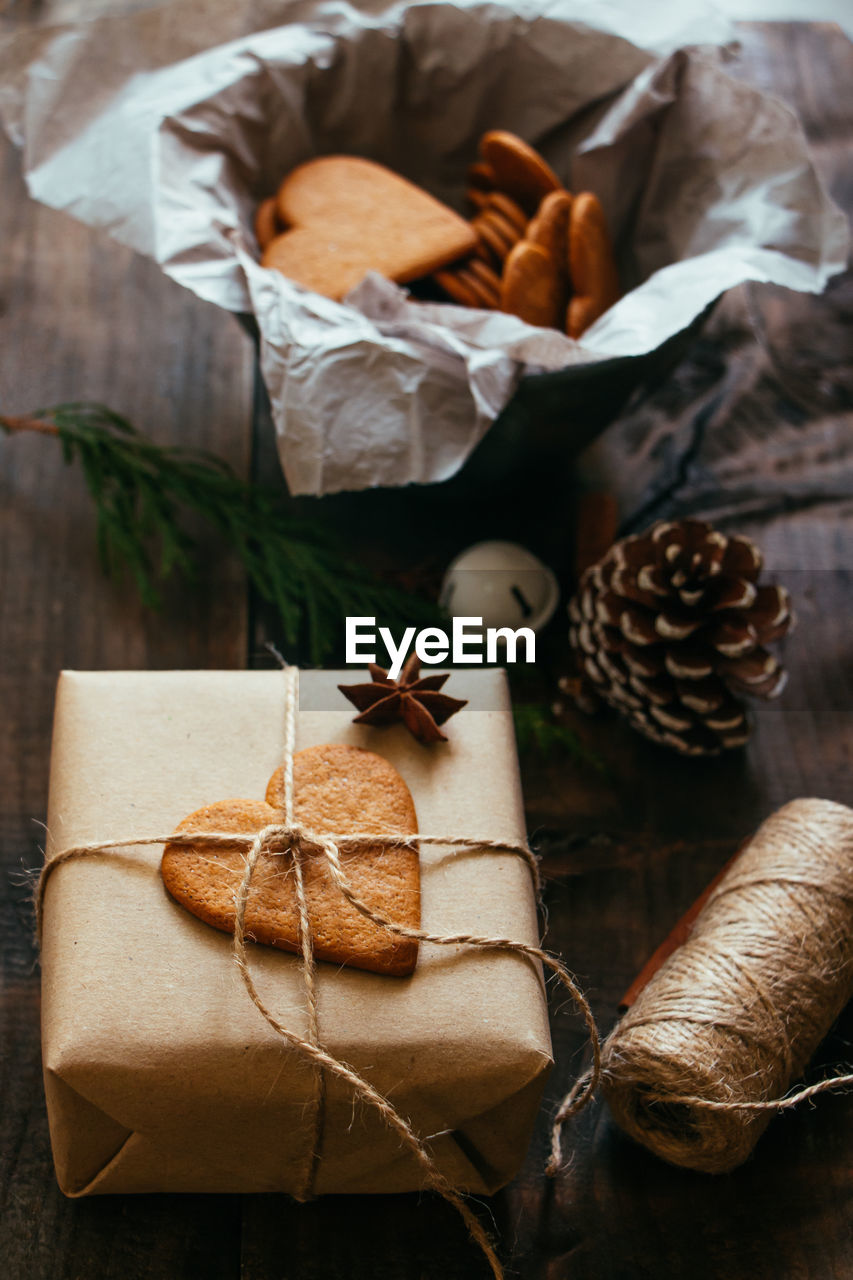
[35,666,601,1280]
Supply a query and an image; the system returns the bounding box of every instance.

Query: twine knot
[254,822,325,861]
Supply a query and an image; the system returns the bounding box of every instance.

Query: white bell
[439,541,559,633]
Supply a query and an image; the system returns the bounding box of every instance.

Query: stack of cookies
[436,130,621,339]
[254,131,619,339]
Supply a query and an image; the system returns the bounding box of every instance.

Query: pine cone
[567,520,794,756]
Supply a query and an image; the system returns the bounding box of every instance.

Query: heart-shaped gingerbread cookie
[262,156,477,301]
[161,744,420,977]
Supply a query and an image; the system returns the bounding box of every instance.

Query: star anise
[338,654,467,744]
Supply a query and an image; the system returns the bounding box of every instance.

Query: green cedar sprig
[2,402,440,662]
[512,702,606,771]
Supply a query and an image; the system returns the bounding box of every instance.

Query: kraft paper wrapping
[1,0,847,495]
[41,668,552,1197]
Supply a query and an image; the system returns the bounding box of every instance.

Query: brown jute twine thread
[585,798,853,1175]
[35,665,600,1280]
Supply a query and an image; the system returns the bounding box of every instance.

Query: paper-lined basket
[0,0,847,494]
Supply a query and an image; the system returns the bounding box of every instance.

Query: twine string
[290,844,326,1201]
[274,671,325,1203]
[227,823,502,1271]
[647,1073,853,1113]
[313,829,601,1141]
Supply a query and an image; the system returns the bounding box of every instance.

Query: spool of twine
[601,798,853,1174]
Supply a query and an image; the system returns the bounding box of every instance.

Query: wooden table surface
[2,13,853,1279]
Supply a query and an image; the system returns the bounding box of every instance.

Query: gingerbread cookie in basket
[437,130,621,338]
[253,132,620,338]
[258,156,476,302]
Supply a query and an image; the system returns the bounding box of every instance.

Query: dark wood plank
[241,1194,496,1280]
[0,81,254,1278]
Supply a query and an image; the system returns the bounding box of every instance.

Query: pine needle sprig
[2,402,441,662]
[513,702,607,772]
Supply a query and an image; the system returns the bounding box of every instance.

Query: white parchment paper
[1,0,847,495]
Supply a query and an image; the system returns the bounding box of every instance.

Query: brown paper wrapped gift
[41,668,553,1197]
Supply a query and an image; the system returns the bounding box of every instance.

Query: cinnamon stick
[619,846,746,1011]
